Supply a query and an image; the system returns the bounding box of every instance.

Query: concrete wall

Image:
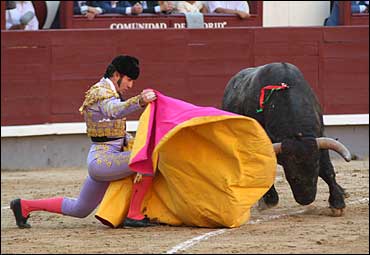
[263,1,330,27]
[2,26,369,126]
[1,135,91,170]
[1,125,368,170]
[325,125,369,160]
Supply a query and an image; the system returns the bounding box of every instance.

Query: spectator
[96,1,142,15]
[129,1,174,14]
[73,1,103,20]
[206,1,250,19]
[6,1,39,30]
[324,1,339,26]
[6,0,16,10]
[158,1,175,14]
[50,3,61,29]
[176,1,208,14]
[351,1,369,13]
[324,1,369,26]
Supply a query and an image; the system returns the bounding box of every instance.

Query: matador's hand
[139,89,157,106]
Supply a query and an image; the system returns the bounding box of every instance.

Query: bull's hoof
[258,186,279,211]
[257,198,277,211]
[330,207,345,217]
[257,199,268,210]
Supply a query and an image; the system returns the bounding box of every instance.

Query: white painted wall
[263,1,331,27]
[2,124,368,170]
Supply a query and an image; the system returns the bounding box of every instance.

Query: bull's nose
[295,196,315,205]
[293,191,316,205]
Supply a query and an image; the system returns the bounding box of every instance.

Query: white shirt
[354,1,369,12]
[6,1,39,30]
[6,8,21,29]
[177,1,204,13]
[207,1,249,14]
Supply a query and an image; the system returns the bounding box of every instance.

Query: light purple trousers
[61,139,134,218]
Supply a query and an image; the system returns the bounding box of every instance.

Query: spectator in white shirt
[73,1,103,20]
[6,1,39,30]
[176,1,208,14]
[351,1,369,13]
[206,1,250,19]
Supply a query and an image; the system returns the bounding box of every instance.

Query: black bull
[222,62,351,216]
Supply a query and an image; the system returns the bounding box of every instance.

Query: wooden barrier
[1,26,369,126]
[1,1,5,30]
[340,1,369,26]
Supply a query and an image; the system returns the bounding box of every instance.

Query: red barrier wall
[1,26,369,126]
[1,1,5,30]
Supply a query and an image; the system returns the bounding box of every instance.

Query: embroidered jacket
[79,78,142,138]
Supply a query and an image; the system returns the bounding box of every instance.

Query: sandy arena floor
[1,158,369,254]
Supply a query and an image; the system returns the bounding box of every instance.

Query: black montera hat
[111,55,140,80]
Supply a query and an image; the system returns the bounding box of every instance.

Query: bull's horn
[272,143,282,154]
[316,137,351,162]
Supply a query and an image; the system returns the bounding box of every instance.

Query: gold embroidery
[124,139,135,151]
[107,95,141,117]
[79,80,119,114]
[106,160,112,167]
[123,95,141,109]
[114,159,121,166]
[97,128,104,137]
[80,80,142,138]
[93,144,131,170]
[86,118,127,137]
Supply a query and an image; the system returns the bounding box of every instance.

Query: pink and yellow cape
[95,91,276,228]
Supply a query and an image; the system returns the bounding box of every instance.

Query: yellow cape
[96,103,276,228]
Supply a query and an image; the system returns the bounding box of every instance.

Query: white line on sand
[2,198,368,253]
[165,197,369,254]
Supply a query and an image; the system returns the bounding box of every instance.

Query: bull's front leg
[257,185,279,210]
[319,150,349,216]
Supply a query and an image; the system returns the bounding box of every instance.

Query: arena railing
[58,1,263,29]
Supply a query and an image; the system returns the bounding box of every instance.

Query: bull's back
[223,62,299,117]
[222,67,259,115]
[222,63,323,138]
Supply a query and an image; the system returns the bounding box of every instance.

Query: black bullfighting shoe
[121,216,157,228]
[10,198,31,229]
